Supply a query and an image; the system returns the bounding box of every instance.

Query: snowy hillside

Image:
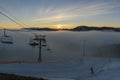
[0,57,120,80]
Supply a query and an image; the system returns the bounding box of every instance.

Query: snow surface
[0,57,120,80]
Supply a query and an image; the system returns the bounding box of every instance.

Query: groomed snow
[0,57,120,80]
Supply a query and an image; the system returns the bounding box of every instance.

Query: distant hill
[23,26,120,32]
[71,26,120,32]
[23,27,58,31]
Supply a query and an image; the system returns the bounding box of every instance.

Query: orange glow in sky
[0,0,120,29]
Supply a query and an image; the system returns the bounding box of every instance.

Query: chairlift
[0,29,13,44]
[42,43,47,47]
[29,38,39,47]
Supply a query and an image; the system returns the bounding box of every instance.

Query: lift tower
[29,34,47,62]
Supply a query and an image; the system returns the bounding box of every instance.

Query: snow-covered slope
[0,57,120,80]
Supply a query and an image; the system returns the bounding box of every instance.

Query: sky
[0,0,120,29]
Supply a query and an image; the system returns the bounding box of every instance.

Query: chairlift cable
[0,11,25,28]
[0,9,34,35]
[0,6,38,35]
[0,5,29,28]
[0,6,29,27]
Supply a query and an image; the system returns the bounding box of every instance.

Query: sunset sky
[0,0,120,29]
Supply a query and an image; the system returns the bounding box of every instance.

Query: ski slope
[0,57,120,80]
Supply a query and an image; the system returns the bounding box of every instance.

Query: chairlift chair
[42,38,47,47]
[42,43,47,47]
[1,36,13,44]
[0,29,13,44]
[29,38,39,47]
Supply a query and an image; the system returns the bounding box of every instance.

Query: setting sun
[57,24,62,29]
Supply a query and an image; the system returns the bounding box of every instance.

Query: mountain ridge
[23,26,120,32]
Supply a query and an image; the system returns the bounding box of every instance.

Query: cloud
[32,1,120,23]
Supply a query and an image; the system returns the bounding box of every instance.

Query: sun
[57,24,62,29]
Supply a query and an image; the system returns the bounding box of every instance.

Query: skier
[90,67,94,74]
